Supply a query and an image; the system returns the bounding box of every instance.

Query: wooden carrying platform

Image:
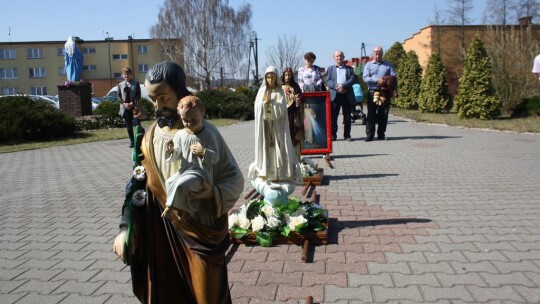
[303,168,324,186]
[230,182,328,262]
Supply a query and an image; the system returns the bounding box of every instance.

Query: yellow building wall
[0,39,183,97]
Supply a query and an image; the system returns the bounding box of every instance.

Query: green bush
[0,96,76,143]
[511,96,540,117]
[75,115,125,130]
[140,97,155,119]
[94,100,120,116]
[196,88,254,120]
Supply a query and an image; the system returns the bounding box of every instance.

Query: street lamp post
[105,32,112,88]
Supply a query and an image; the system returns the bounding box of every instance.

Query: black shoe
[344,137,353,141]
[365,138,373,142]
[377,136,386,140]
[129,143,134,148]
[332,135,337,141]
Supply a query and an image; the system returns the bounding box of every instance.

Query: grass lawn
[390,108,540,134]
[0,118,240,154]
[1,111,538,154]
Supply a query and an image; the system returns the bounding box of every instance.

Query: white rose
[288,215,307,231]
[261,204,276,218]
[266,216,281,229]
[228,213,238,229]
[251,215,266,232]
[237,214,251,230]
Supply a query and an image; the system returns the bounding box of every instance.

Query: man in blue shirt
[362,46,397,141]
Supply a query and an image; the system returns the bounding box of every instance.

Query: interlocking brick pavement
[1,114,539,303]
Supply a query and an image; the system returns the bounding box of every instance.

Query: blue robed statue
[64,36,84,81]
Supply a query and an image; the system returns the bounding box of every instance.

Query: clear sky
[2,0,487,70]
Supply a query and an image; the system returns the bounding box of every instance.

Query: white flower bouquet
[300,157,318,177]
[229,197,328,247]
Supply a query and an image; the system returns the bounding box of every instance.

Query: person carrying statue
[112,61,244,303]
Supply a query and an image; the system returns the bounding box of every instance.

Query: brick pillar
[57,84,92,117]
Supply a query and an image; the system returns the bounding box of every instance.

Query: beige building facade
[0,38,183,97]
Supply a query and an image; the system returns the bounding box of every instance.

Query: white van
[105,84,149,101]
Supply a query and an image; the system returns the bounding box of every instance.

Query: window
[0,49,16,59]
[57,48,64,56]
[83,65,97,71]
[113,72,122,79]
[2,87,18,95]
[31,86,48,95]
[0,68,18,79]
[29,67,46,78]
[112,54,128,60]
[27,48,44,59]
[81,47,96,54]
[58,66,66,75]
[137,45,148,54]
[138,64,148,73]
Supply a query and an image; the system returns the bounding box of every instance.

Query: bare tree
[265,34,304,75]
[484,25,539,113]
[429,4,446,54]
[444,0,474,71]
[510,0,540,22]
[484,0,512,25]
[150,0,252,89]
[446,0,474,26]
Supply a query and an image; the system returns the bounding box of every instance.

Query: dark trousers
[123,110,141,145]
[331,93,352,139]
[365,91,390,139]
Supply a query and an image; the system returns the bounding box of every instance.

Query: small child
[162,96,219,219]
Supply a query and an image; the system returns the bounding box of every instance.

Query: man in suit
[326,50,357,141]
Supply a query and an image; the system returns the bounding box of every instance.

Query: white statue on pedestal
[248,66,302,206]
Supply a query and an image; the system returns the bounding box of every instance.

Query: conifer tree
[393,51,422,109]
[383,42,406,70]
[418,53,451,113]
[453,37,500,119]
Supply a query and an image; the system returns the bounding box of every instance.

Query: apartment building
[0,37,183,97]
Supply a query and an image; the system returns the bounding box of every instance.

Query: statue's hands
[188,181,213,200]
[161,206,172,219]
[190,142,205,157]
[113,227,127,263]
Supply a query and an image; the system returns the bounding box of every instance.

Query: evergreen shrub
[196,88,254,120]
[0,96,76,143]
[453,37,500,119]
[418,53,451,113]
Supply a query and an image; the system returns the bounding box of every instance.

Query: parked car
[106,84,149,101]
[29,95,59,108]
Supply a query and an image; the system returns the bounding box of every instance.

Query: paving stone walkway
[0,115,539,303]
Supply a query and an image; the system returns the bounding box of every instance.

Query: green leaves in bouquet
[230,227,248,239]
[255,231,273,247]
